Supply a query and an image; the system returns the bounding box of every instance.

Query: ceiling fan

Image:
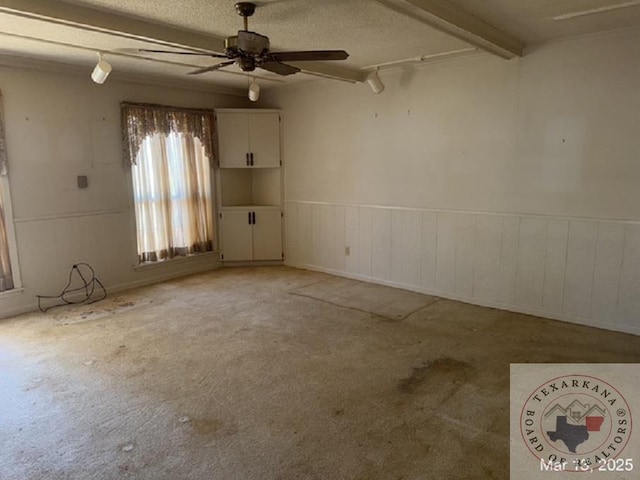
[138,2,349,76]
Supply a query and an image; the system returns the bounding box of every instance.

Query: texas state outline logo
[519,374,632,473]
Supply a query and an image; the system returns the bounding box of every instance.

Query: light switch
[77,175,88,189]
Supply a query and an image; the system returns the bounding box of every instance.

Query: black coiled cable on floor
[36,263,107,313]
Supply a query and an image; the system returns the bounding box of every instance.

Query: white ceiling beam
[0,0,365,83]
[375,0,525,59]
[553,1,640,21]
[0,0,225,51]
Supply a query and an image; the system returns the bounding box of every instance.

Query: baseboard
[0,262,221,320]
[286,261,640,337]
[0,301,41,319]
[110,263,220,294]
[221,261,284,267]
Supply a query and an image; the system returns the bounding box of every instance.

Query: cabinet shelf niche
[219,167,281,207]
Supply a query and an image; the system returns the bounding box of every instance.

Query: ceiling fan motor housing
[147,1,348,77]
[224,35,239,56]
[224,31,270,71]
[240,31,270,55]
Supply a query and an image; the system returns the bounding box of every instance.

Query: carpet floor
[1,266,639,479]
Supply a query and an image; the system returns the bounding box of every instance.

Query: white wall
[266,27,640,335]
[0,65,248,317]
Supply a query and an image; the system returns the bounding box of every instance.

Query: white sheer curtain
[132,132,214,263]
[0,184,14,291]
[0,90,14,291]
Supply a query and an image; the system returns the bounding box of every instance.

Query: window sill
[0,287,25,299]
[132,251,219,271]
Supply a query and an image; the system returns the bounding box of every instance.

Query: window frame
[126,132,218,268]
[0,173,22,292]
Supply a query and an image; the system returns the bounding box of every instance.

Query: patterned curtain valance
[121,102,216,167]
[0,90,9,175]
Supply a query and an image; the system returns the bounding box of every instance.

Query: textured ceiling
[456,0,640,43]
[60,0,468,58]
[1,0,640,94]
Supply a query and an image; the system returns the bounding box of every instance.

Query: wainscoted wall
[285,201,640,336]
[263,28,640,337]
[0,64,248,318]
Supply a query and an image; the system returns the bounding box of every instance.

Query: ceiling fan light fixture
[91,52,112,84]
[248,78,260,102]
[366,69,384,94]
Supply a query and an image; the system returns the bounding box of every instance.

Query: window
[122,103,216,263]
[0,180,14,291]
[0,90,15,291]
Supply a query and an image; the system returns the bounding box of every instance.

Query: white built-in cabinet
[216,111,281,168]
[215,109,283,262]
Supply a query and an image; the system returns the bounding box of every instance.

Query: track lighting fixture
[91,52,112,85]
[248,78,260,102]
[366,69,384,94]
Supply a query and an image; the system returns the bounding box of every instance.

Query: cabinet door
[221,210,253,261]
[217,113,250,168]
[248,113,281,167]
[252,209,283,260]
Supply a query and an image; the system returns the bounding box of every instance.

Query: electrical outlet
[345,246,350,256]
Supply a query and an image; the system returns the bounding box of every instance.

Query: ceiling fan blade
[138,49,228,59]
[188,61,235,75]
[259,61,300,76]
[268,50,349,62]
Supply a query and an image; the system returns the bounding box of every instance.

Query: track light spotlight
[366,69,384,94]
[248,78,260,102]
[91,52,112,85]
